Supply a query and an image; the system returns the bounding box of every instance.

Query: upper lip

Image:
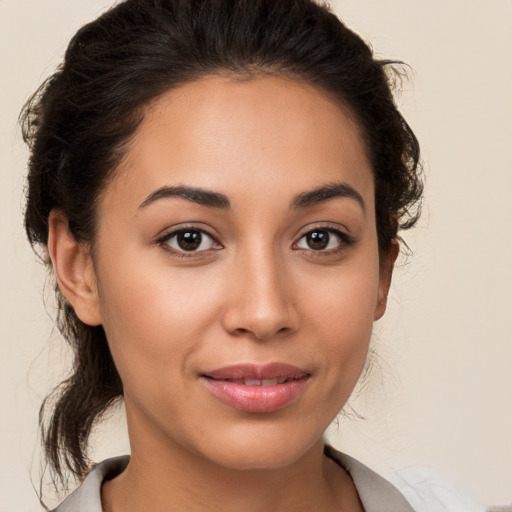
[202,362,309,381]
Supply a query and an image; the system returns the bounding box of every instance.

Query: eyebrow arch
[291,182,365,212]
[139,185,231,210]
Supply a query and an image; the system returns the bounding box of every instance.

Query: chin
[190,422,323,471]
[208,447,308,472]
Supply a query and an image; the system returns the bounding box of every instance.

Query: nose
[221,248,299,341]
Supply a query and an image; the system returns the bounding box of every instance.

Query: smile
[201,363,311,413]
[223,378,289,386]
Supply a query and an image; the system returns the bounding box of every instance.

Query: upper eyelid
[294,225,357,248]
[293,222,351,240]
[155,222,354,248]
[156,224,220,243]
[157,227,222,258]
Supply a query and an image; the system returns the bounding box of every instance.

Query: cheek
[299,257,380,392]
[94,255,222,391]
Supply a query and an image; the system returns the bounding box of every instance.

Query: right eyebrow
[138,185,231,210]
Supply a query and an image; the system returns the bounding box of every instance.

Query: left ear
[374,238,400,321]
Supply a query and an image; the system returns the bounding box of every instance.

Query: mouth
[210,377,292,386]
[201,363,311,413]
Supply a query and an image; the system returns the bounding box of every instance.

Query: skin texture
[48,76,397,512]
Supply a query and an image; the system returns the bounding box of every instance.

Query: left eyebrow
[291,182,365,212]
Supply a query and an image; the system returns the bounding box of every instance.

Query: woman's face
[86,76,392,469]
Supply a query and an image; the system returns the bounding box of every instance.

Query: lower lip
[201,376,310,413]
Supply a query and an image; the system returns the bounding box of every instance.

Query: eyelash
[156,226,222,259]
[294,226,356,256]
[156,225,356,258]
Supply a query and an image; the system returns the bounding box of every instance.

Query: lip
[201,363,310,413]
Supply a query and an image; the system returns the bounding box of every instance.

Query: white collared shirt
[53,447,416,512]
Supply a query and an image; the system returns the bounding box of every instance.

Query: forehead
[103,75,374,211]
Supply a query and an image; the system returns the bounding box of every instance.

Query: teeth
[217,378,290,386]
[241,378,288,386]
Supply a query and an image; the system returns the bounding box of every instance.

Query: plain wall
[1,0,511,510]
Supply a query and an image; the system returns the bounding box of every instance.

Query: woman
[21,0,423,510]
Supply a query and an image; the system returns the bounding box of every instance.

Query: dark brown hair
[21,0,422,487]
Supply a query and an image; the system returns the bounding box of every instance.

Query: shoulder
[325,445,415,512]
[52,456,129,512]
[325,445,484,512]
[52,450,485,512]
[391,465,485,512]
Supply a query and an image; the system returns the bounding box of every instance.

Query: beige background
[1,0,511,510]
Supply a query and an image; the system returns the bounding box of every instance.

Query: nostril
[220,280,299,339]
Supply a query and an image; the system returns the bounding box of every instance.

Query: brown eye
[177,231,202,251]
[163,229,218,253]
[295,228,348,252]
[305,230,330,250]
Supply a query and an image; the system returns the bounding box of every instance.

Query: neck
[102,413,362,512]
